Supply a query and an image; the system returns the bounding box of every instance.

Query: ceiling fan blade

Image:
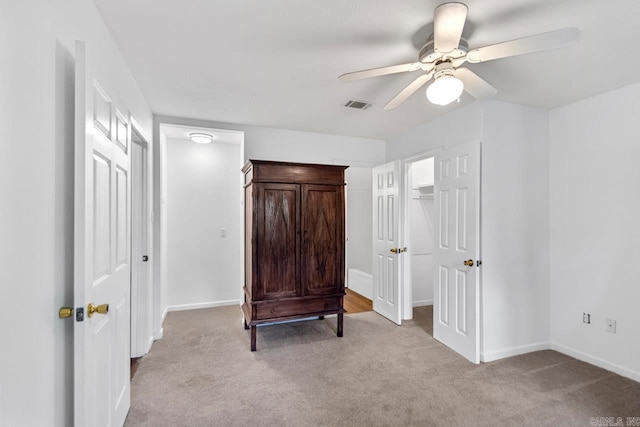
[456,68,497,100]
[338,62,422,82]
[383,72,434,110]
[467,27,580,63]
[434,2,468,54]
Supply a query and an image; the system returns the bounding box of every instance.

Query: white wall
[0,1,152,425]
[386,100,550,361]
[243,126,385,166]
[154,130,168,337]
[165,138,242,309]
[549,82,640,381]
[481,101,550,359]
[346,167,373,275]
[386,103,484,161]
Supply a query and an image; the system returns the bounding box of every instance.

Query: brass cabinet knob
[59,307,74,319]
[87,302,109,318]
[464,259,474,267]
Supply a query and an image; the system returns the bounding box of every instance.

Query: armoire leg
[250,325,257,351]
[337,313,343,337]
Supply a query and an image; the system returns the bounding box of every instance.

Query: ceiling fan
[338,2,580,109]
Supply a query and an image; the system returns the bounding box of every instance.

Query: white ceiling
[94,0,640,140]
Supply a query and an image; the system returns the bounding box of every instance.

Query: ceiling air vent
[344,100,372,110]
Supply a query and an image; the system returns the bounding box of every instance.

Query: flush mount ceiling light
[426,62,464,106]
[189,132,214,144]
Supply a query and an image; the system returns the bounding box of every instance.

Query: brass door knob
[464,259,474,267]
[390,248,399,254]
[87,303,109,318]
[59,307,74,319]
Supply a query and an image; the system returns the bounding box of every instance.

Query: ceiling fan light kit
[426,63,464,106]
[338,2,580,111]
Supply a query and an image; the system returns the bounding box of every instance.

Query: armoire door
[301,184,344,296]
[255,182,300,300]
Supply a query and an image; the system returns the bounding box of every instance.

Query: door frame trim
[130,116,153,357]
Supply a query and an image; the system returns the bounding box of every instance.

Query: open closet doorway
[402,155,436,335]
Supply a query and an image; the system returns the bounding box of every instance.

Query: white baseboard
[347,269,373,300]
[166,299,241,313]
[550,342,640,383]
[154,328,163,341]
[481,341,550,363]
[413,299,433,307]
[161,306,169,323]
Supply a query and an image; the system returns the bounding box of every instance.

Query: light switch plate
[606,318,616,333]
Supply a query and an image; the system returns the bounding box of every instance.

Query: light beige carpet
[125,306,640,426]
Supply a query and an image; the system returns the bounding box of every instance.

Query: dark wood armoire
[241,160,347,351]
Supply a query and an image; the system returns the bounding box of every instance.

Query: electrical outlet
[606,318,616,333]
[583,312,591,324]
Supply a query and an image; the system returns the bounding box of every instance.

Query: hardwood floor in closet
[344,289,372,314]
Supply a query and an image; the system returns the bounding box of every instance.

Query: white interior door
[372,161,403,324]
[74,41,131,426]
[433,141,481,363]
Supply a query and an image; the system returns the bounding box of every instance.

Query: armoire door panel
[301,184,344,295]
[256,183,300,299]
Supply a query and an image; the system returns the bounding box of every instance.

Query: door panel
[74,41,131,427]
[433,141,480,363]
[93,154,111,280]
[115,166,128,268]
[372,161,402,324]
[301,184,344,295]
[256,183,299,299]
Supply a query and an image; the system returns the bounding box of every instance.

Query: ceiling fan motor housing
[419,36,469,63]
[432,61,456,80]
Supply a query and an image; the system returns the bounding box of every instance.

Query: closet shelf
[413,184,434,199]
[416,184,434,191]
